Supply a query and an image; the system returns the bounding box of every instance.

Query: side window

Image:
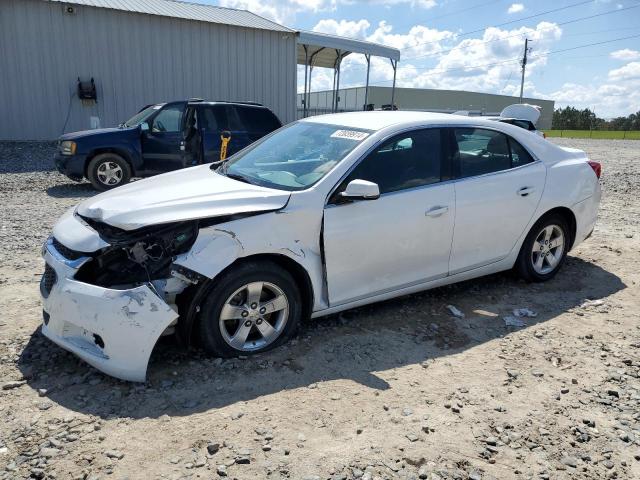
[151,105,183,133]
[509,138,535,167]
[237,107,282,133]
[342,129,442,195]
[198,106,226,132]
[453,128,511,178]
[225,106,243,130]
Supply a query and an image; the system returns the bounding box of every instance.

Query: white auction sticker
[330,130,370,141]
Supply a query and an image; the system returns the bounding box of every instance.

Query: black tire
[515,213,570,282]
[196,261,302,357]
[87,153,131,191]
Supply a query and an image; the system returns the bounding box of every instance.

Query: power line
[401,0,596,52]
[403,3,640,62]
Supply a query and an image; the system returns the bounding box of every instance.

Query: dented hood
[77,165,290,230]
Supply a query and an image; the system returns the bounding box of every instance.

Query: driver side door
[141,102,187,173]
[322,128,456,306]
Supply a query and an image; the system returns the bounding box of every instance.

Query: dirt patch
[0,139,638,479]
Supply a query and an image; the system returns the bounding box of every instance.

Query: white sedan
[40,112,601,381]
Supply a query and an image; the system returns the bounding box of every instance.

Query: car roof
[300,111,510,131]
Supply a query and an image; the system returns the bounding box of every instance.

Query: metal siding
[1,0,296,140]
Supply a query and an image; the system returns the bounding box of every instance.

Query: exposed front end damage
[40,217,199,382]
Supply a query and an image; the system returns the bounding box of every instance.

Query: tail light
[587,160,601,179]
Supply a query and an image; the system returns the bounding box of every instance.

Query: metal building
[0,0,298,140]
[299,86,556,129]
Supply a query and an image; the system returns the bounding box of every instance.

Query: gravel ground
[0,139,638,480]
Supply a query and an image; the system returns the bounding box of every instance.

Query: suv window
[237,107,281,132]
[453,128,535,178]
[225,106,243,130]
[151,104,183,133]
[342,129,442,195]
[198,105,226,132]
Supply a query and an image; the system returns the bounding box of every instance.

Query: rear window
[236,107,281,133]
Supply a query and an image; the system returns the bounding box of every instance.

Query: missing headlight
[74,221,199,288]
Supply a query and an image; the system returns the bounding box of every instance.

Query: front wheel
[515,214,570,282]
[197,261,302,357]
[87,153,131,191]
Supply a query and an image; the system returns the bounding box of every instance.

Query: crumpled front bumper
[40,237,178,382]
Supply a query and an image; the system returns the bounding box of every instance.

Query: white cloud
[610,49,640,61]
[313,19,371,39]
[507,3,524,14]
[608,61,640,81]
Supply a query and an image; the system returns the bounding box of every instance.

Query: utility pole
[519,38,531,103]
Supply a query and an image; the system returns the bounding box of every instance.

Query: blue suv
[55,100,282,190]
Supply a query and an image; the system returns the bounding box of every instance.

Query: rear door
[323,128,456,306]
[448,127,546,274]
[141,102,186,172]
[224,105,252,156]
[198,104,228,164]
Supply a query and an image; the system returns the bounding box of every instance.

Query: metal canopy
[297,30,400,116]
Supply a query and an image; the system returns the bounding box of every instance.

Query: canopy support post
[334,51,343,112]
[390,59,397,109]
[363,54,371,110]
[302,45,308,118]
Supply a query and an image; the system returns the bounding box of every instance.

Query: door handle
[517,186,535,197]
[425,205,449,217]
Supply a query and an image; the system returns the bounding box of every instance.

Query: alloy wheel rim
[218,281,289,352]
[531,224,565,275]
[97,161,123,185]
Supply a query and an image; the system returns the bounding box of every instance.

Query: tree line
[551,106,640,131]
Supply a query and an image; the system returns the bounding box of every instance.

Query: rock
[406,434,419,442]
[446,305,465,318]
[485,437,498,446]
[532,370,544,377]
[418,466,429,479]
[513,308,537,318]
[262,444,272,451]
[207,443,220,455]
[561,456,578,468]
[402,407,413,416]
[39,447,60,458]
[217,464,228,476]
[2,381,26,390]
[231,411,244,420]
[503,316,525,327]
[235,456,250,465]
[104,450,124,460]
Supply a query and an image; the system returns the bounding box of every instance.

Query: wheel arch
[532,206,577,251]
[175,253,314,347]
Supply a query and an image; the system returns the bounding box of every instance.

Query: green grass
[544,130,640,140]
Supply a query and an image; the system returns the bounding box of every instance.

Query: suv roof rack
[188,98,204,102]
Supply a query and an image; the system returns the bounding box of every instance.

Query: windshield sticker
[330,130,370,141]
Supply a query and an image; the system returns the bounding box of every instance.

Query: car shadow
[46,183,96,199]
[17,256,625,419]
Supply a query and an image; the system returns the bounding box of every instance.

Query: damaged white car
[41,112,602,381]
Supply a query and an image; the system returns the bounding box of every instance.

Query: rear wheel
[197,261,301,357]
[87,153,131,191]
[515,214,569,282]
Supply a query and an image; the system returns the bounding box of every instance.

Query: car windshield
[217,122,373,191]
[122,104,162,127]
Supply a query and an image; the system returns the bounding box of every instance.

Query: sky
[206,0,640,118]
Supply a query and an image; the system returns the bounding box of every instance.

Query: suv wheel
[197,261,301,357]
[87,153,131,191]
[515,213,570,282]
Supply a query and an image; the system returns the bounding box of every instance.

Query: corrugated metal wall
[298,86,555,129]
[0,0,296,140]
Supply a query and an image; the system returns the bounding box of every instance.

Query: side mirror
[340,179,380,201]
[140,122,149,132]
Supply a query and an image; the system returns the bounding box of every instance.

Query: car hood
[76,165,291,230]
[60,127,133,140]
